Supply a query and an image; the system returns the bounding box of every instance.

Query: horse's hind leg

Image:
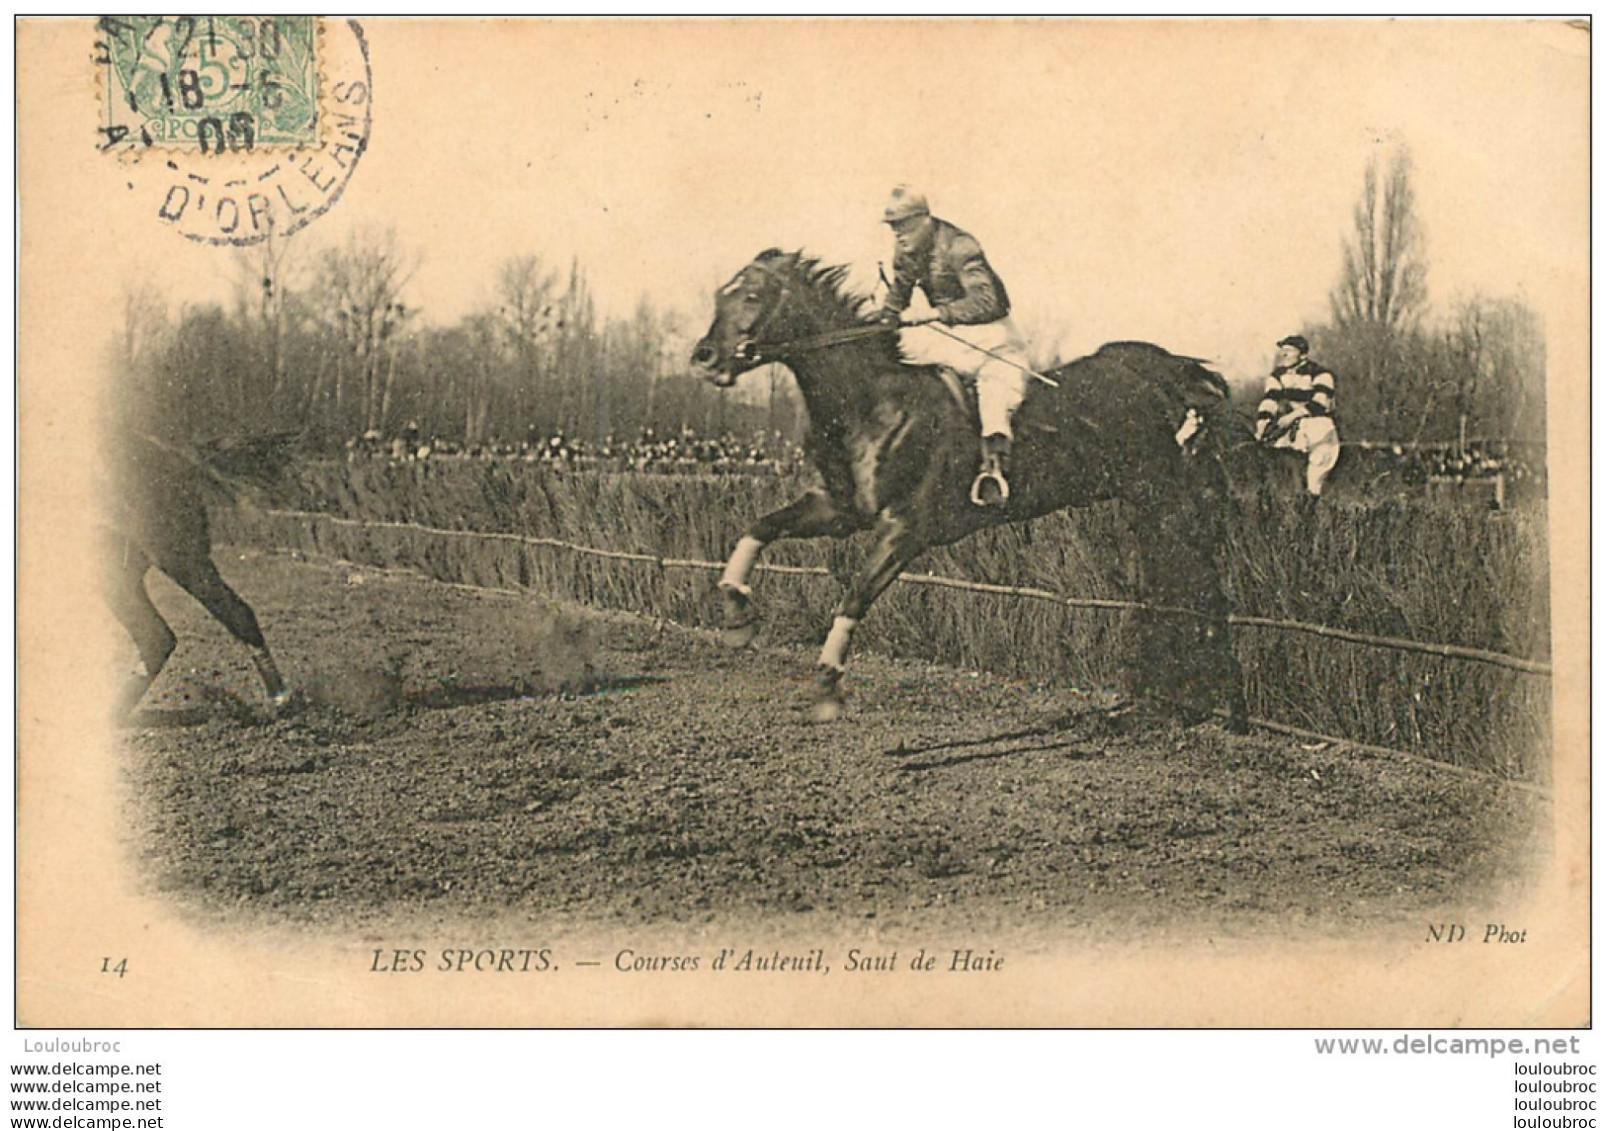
[164,555,290,707]
[1127,488,1245,732]
[718,489,854,646]
[104,539,175,712]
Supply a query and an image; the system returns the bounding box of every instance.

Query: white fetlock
[719,536,765,593]
[818,616,857,672]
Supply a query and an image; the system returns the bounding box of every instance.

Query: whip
[922,322,1060,388]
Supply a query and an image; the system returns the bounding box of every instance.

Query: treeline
[112,227,800,451]
[1301,299,1545,448]
[1278,150,1546,449]
[116,151,1547,458]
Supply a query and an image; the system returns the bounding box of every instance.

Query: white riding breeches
[1271,414,1341,496]
[899,317,1031,439]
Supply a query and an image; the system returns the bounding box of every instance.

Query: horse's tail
[1161,350,1231,419]
[128,431,302,513]
[196,432,303,490]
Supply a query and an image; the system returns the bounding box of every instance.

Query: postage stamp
[95,16,371,246]
[16,19,1591,1051]
[98,16,320,152]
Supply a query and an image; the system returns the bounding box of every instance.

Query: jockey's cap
[882,185,930,224]
[1276,334,1309,353]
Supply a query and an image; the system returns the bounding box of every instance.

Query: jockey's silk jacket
[1256,358,1336,431]
[883,218,1012,326]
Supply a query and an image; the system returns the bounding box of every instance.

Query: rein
[733,259,894,363]
[742,322,892,361]
[731,267,1057,390]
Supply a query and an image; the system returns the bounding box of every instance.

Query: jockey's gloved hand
[899,294,941,326]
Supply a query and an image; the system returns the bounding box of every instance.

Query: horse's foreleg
[719,490,852,646]
[717,534,765,646]
[812,516,924,722]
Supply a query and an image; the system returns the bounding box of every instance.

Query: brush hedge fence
[219,459,1552,782]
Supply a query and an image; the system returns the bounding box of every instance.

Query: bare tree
[1447,295,1546,447]
[1331,148,1428,335]
[493,254,560,435]
[496,255,559,344]
[229,225,305,417]
[308,227,418,435]
[110,284,172,435]
[118,284,169,371]
[1317,147,1433,438]
[554,258,598,437]
[461,312,499,444]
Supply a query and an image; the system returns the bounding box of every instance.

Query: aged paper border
[15,17,1589,1028]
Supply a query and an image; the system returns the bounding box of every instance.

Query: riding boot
[970,432,1012,507]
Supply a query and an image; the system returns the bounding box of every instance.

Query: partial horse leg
[163,554,290,707]
[1189,456,1250,735]
[1126,482,1246,733]
[718,490,854,646]
[104,538,175,713]
[811,515,925,722]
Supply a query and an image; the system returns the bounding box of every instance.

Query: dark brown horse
[690,249,1246,730]
[102,431,294,715]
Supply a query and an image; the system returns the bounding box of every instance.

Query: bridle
[726,264,889,365]
[730,268,793,364]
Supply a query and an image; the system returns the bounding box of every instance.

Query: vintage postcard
[16,18,1589,1028]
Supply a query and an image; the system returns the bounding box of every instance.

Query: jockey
[877,186,1032,506]
[1255,334,1341,497]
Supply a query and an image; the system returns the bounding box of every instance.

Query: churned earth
[117,548,1546,945]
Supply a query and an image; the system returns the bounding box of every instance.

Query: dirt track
[119,548,1545,943]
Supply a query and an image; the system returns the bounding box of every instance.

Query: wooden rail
[262,509,1552,677]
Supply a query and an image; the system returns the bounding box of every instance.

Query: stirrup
[970,463,1010,507]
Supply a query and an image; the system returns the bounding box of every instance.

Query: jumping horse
[102,431,294,715]
[690,249,1247,730]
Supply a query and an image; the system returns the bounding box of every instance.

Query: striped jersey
[1257,359,1335,432]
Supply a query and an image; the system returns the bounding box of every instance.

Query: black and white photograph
[14,16,1588,1051]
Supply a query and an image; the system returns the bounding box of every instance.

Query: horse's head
[690,249,803,387]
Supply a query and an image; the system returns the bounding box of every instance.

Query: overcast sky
[111,19,1589,386]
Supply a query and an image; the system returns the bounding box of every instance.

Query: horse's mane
[755,247,873,324]
[755,248,905,367]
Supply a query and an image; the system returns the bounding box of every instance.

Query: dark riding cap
[883,185,930,224]
[1277,334,1310,353]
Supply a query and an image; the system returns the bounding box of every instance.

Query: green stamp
[98,16,319,152]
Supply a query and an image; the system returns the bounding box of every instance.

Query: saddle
[931,366,1019,506]
[934,365,972,418]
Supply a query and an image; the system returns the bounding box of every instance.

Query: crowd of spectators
[343,424,1545,500]
[1343,441,1546,490]
[345,424,809,477]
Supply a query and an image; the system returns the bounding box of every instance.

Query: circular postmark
[95,16,371,246]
